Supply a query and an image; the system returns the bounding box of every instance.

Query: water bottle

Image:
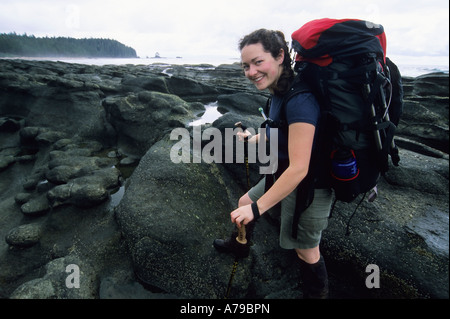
[331,149,359,181]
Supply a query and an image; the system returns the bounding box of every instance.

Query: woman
[213,29,333,299]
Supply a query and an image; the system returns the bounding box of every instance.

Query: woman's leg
[280,189,332,299]
[295,246,320,264]
[295,246,329,299]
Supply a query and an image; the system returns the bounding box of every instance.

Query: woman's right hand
[237,131,258,143]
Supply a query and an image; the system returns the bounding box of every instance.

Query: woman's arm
[230,122,315,226]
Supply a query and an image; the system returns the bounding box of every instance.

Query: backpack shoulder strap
[284,76,311,105]
[275,76,312,130]
[261,77,311,130]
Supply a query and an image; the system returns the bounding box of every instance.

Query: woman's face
[241,42,284,93]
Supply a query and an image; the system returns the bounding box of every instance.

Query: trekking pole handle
[235,121,249,142]
[234,121,247,131]
[236,223,247,244]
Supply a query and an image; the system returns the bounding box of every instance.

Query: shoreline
[1,55,448,78]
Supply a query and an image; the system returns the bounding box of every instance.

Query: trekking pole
[224,220,248,299]
[234,121,251,191]
[365,84,383,151]
[234,121,250,250]
[379,80,400,166]
[224,122,251,299]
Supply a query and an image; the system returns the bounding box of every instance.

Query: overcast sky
[0,0,448,63]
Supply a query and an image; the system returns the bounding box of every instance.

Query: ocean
[5,54,449,78]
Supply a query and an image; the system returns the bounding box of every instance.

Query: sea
[4,54,449,78]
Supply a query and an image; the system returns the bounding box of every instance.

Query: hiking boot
[298,255,329,299]
[213,233,250,258]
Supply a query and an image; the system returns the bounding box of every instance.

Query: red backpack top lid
[291,18,387,66]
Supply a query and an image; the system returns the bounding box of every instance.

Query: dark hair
[239,29,294,95]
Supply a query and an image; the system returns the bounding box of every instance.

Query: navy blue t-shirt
[266,92,320,162]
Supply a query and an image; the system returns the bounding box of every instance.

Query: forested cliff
[0,33,137,58]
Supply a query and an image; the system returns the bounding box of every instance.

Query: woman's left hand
[230,205,254,227]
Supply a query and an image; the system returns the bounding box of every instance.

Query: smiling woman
[213,28,333,299]
[240,43,284,92]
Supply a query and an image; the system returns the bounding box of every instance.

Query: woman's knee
[295,247,321,264]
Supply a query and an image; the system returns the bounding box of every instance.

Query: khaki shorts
[248,177,333,249]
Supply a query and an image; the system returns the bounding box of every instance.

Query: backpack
[268,18,403,237]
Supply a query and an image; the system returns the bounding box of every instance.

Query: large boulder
[114,135,246,298]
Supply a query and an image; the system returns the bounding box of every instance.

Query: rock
[114,135,242,298]
[5,223,43,248]
[19,126,45,144]
[383,149,449,195]
[22,169,46,190]
[0,154,15,171]
[398,73,449,154]
[166,76,219,101]
[10,255,97,299]
[412,72,449,96]
[35,130,67,146]
[405,208,449,258]
[217,92,268,115]
[121,75,170,93]
[102,91,195,157]
[119,157,137,166]
[10,278,57,299]
[14,192,32,205]
[46,155,116,184]
[0,116,21,132]
[99,276,179,299]
[47,167,121,207]
[20,193,51,216]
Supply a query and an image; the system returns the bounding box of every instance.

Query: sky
[0,0,448,65]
